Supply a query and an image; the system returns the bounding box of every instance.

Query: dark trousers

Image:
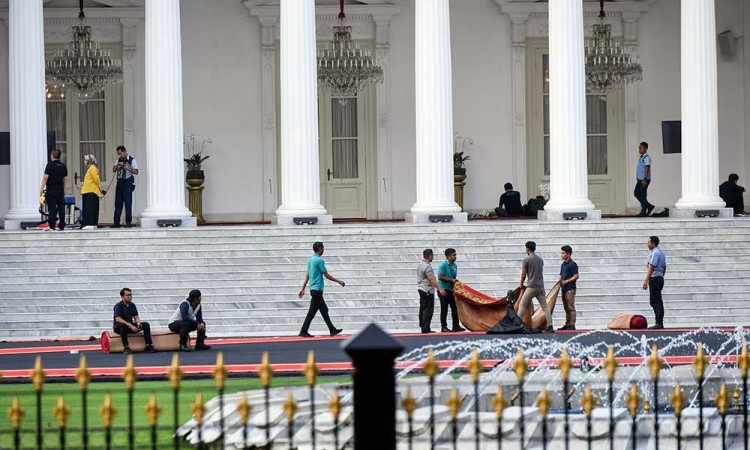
[82,193,99,226]
[649,276,665,326]
[169,321,206,347]
[418,290,435,333]
[726,193,746,214]
[300,290,336,333]
[113,322,152,348]
[634,180,653,213]
[113,179,134,225]
[46,190,65,229]
[438,290,460,330]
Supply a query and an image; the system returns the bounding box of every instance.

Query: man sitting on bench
[168,289,211,352]
[114,288,155,355]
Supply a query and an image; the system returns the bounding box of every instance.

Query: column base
[140,217,198,229]
[538,210,602,221]
[669,208,733,218]
[3,219,39,230]
[404,212,468,223]
[273,214,333,225]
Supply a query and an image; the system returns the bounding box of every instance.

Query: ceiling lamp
[45,0,123,101]
[317,0,383,98]
[584,0,643,93]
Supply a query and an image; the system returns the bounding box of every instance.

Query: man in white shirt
[168,289,211,352]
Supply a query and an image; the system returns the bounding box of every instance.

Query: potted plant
[184,134,211,186]
[454,133,473,179]
[454,152,471,177]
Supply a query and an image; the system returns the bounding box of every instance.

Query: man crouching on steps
[169,289,212,352]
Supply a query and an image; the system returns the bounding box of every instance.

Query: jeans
[649,276,665,326]
[518,286,552,328]
[300,290,337,333]
[113,322,152,348]
[169,321,206,347]
[418,290,435,332]
[46,190,66,230]
[634,180,653,213]
[562,289,577,326]
[114,179,134,225]
[438,290,460,330]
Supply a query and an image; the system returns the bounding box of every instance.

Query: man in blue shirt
[437,248,465,332]
[634,142,655,217]
[558,245,579,331]
[113,288,155,355]
[643,236,667,329]
[298,242,344,338]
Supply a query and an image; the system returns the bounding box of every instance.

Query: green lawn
[0,376,350,449]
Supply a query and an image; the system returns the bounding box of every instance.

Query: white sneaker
[82,225,97,230]
[735,213,746,217]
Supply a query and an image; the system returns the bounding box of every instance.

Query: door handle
[327,168,332,181]
[75,172,79,185]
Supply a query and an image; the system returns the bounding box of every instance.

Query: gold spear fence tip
[671,384,685,416]
[259,352,273,388]
[7,396,25,430]
[648,344,662,381]
[537,387,551,418]
[492,386,507,419]
[304,350,319,386]
[401,388,417,420]
[329,390,343,422]
[191,392,205,425]
[168,354,183,390]
[123,354,137,390]
[625,383,640,417]
[213,352,228,391]
[558,348,572,382]
[423,348,439,380]
[581,386,596,417]
[284,391,297,423]
[76,355,91,391]
[236,391,252,425]
[145,393,162,426]
[643,400,651,414]
[53,395,71,429]
[31,355,45,392]
[738,342,750,378]
[100,393,117,428]
[733,387,741,409]
[604,347,618,382]
[716,383,728,415]
[513,348,528,381]
[447,388,464,419]
[468,348,483,383]
[693,344,707,379]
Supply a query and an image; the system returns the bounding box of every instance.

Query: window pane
[79,100,105,141]
[543,55,549,94]
[79,143,107,181]
[587,136,608,175]
[46,102,66,142]
[586,95,607,134]
[57,143,68,166]
[332,98,357,138]
[544,136,550,176]
[332,139,358,179]
[543,96,550,135]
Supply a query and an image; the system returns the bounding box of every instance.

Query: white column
[259,18,278,220]
[409,0,462,219]
[4,0,47,229]
[543,0,597,216]
[674,0,725,211]
[374,16,394,219]
[140,0,193,227]
[509,16,528,196]
[275,0,330,223]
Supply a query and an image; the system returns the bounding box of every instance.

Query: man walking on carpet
[298,242,344,338]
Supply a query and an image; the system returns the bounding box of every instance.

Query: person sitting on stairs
[113,288,155,355]
[169,289,211,352]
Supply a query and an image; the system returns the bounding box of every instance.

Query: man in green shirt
[437,248,465,332]
[298,242,344,338]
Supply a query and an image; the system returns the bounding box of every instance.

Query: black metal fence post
[604,348,618,450]
[343,323,404,450]
[492,387,506,450]
[191,393,205,450]
[213,352,228,450]
[468,349,483,450]
[537,388,550,450]
[649,345,662,450]
[558,348,572,450]
[122,355,137,450]
[284,391,297,450]
[512,349,528,449]
[330,390,343,450]
[447,388,462,450]
[625,383,640,450]
[258,352,274,447]
[423,348,438,450]
[76,355,92,450]
[694,345,706,450]
[8,396,24,450]
[54,395,70,450]
[671,384,684,450]
[237,391,251,450]
[31,356,45,450]
[145,393,162,450]
[581,386,596,450]
[168,354,183,450]
[716,383,728,450]
[738,343,749,450]
[99,393,116,450]
[304,350,318,450]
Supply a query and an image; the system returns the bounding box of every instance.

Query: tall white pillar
[140,0,194,228]
[275,0,330,224]
[4,0,47,230]
[543,0,597,218]
[408,0,463,222]
[674,0,726,212]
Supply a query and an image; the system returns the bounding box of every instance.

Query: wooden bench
[101,330,183,353]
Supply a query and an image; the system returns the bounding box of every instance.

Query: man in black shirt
[39,149,67,230]
[558,245,580,331]
[495,183,524,216]
[719,173,746,216]
[113,288,155,355]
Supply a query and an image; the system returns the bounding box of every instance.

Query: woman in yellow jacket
[81,154,103,229]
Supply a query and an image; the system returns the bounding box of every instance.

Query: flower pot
[454,167,466,177]
[186,170,205,187]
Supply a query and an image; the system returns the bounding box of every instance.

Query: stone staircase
[1,218,749,340]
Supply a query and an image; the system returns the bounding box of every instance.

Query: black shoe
[329,328,343,337]
[558,325,576,331]
[123,346,132,355]
[421,330,436,334]
[647,205,655,216]
[145,344,156,353]
[179,344,192,352]
[452,326,466,332]
[441,327,451,333]
[298,332,314,338]
[124,223,135,228]
[648,324,664,330]
[636,212,647,217]
[111,224,121,228]
[194,343,212,351]
[546,326,555,333]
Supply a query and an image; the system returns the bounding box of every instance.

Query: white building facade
[0,0,748,226]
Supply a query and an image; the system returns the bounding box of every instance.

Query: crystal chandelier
[317,0,383,99]
[584,0,643,94]
[45,0,123,101]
